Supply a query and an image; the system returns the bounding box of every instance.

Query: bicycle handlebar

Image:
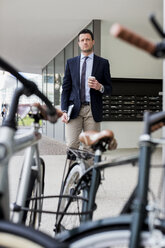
[110,23,156,55]
[0,57,58,128]
[110,23,165,58]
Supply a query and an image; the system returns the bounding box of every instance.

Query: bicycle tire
[56,163,85,233]
[60,216,165,248]
[23,157,45,228]
[0,220,66,248]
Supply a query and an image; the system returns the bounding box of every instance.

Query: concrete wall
[101,20,162,79]
[101,20,162,148]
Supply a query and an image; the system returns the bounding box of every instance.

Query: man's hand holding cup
[88,76,103,91]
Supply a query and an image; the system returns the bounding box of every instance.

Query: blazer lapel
[76,56,81,88]
[92,55,100,76]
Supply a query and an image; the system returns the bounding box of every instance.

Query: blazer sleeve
[103,59,112,95]
[61,60,72,112]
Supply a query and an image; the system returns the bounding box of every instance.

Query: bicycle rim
[0,221,65,248]
[0,232,43,248]
[56,164,84,232]
[67,227,165,248]
[25,158,45,228]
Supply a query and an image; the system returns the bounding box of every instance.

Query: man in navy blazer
[61,29,112,149]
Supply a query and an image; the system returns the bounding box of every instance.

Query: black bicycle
[55,129,120,233]
[57,110,165,248]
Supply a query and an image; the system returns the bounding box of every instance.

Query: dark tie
[80,56,88,103]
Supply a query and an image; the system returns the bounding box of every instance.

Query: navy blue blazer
[61,54,112,122]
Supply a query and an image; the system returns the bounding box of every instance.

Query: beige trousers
[65,105,100,149]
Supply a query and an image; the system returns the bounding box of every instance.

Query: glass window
[73,37,79,56]
[19,72,42,104]
[86,22,93,32]
[47,60,54,104]
[64,41,73,66]
[0,71,17,111]
[55,50,64,105]
[42,67,47,96]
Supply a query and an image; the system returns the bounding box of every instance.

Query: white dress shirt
[80,53,94,102]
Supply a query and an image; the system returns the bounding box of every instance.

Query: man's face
[78,33,95,54]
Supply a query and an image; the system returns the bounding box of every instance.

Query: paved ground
[15,134,67,156]
[39,136,67,155]
[9,135,163,237]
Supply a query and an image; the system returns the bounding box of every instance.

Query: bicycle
[0,56,67,247]
[54,130,142,233]
[54,129,140,234]
[55,15,165,247]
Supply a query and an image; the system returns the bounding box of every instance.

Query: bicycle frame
[129,111,161,248]
[0,123,42,222]
[11,125,42,223]
[56,146,138,230]
[81,153,138,222]
[81,148,102,222]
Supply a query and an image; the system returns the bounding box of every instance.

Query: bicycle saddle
[79,130,117,150]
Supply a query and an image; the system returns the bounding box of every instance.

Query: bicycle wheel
[0,220,66,248]
[23,157,45,228]
[56,163,85,233]
[64,223,165,248]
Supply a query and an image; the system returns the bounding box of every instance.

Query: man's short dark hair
[78,29,94,40]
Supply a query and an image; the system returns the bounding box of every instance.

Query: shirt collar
[81,52,94,60]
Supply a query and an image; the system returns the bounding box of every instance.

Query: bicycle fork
[129,141,152,248]
[11,146,35,223]
[85,149,101,221]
